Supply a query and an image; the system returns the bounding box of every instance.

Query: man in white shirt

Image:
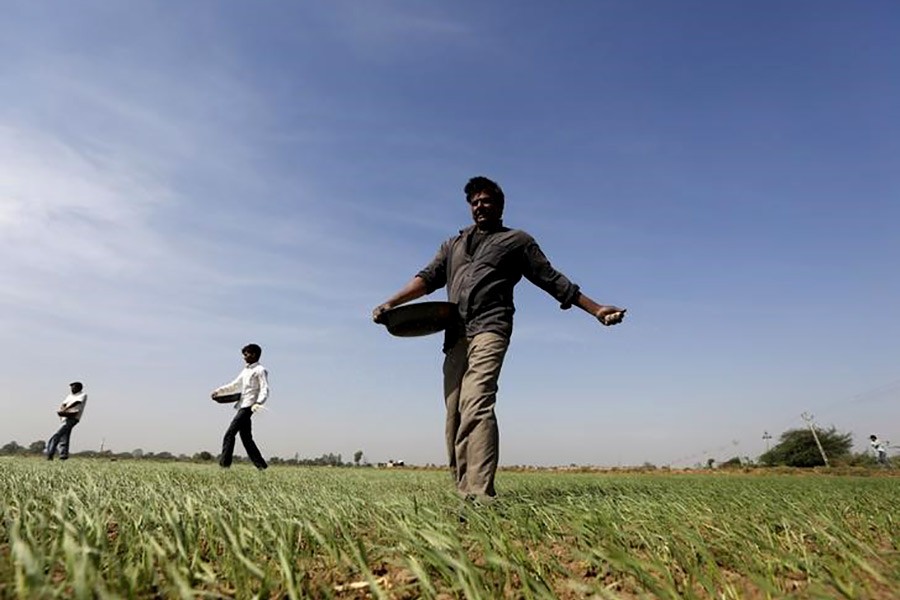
[47,381,87,460]
[870,434,890,467]
[211,343,269,470]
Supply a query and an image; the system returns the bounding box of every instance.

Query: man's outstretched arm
[574,292,627,326]
[372,276,430,323]
[520,238,625,326]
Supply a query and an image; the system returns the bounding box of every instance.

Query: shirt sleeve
[521,237,581,309]
[415,240,450,293]
[255,368,270,405]
[214,375,242,396]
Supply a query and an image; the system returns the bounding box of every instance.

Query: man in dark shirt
[373,176,625,500]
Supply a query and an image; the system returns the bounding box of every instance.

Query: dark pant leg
[239,412,267,469]
[47,419,77,459]
[220,408,250,467]
[47,428,61,459]
[57,419,76,459]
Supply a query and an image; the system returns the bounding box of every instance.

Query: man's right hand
[372,278,429,324]
[372,303,392,324]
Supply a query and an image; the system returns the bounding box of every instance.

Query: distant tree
[706,458,715,469]
[760,426,852,467]
[353,450,364,466]
[28,440,47,454]
[299,452,343,466]
[1,441,23,455]
[132,449,144,459]
[720,456,743,469]
[194,451,213,461]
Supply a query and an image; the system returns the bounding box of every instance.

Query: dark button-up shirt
[417,224,581,348]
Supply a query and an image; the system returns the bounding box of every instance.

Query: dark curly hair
[242,344,262,359]
[464,176,505,209]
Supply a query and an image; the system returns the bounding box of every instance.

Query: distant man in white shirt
[46,381,87,461]
[870,434,890,468]
[211,343,269,470]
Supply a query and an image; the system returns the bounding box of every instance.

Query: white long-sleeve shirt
[213,362,269,409]
[60,392,87,421]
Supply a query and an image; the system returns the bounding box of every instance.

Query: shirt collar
[461,222,505,235]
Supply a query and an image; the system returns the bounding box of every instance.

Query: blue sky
[2,1,898,467]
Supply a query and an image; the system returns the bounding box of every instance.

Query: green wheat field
[1,458,898,599]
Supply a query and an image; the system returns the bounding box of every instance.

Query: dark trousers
[220,407,267,469]
[47,418,79,459]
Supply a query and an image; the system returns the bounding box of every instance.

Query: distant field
[1,458,897,599]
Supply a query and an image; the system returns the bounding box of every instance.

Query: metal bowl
[212,393,242,404]
[380,301,458,337]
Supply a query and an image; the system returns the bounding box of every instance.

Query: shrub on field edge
[760,426,852,467]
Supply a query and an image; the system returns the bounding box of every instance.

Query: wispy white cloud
[0,37,331,340]
[0,122,169,269]
[327,2,472,51]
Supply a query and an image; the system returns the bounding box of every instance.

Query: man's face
[243,350,259,364]
[469,191,503,229]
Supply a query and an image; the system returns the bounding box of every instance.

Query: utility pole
[801,412,829,467]
[762,431,772,452]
